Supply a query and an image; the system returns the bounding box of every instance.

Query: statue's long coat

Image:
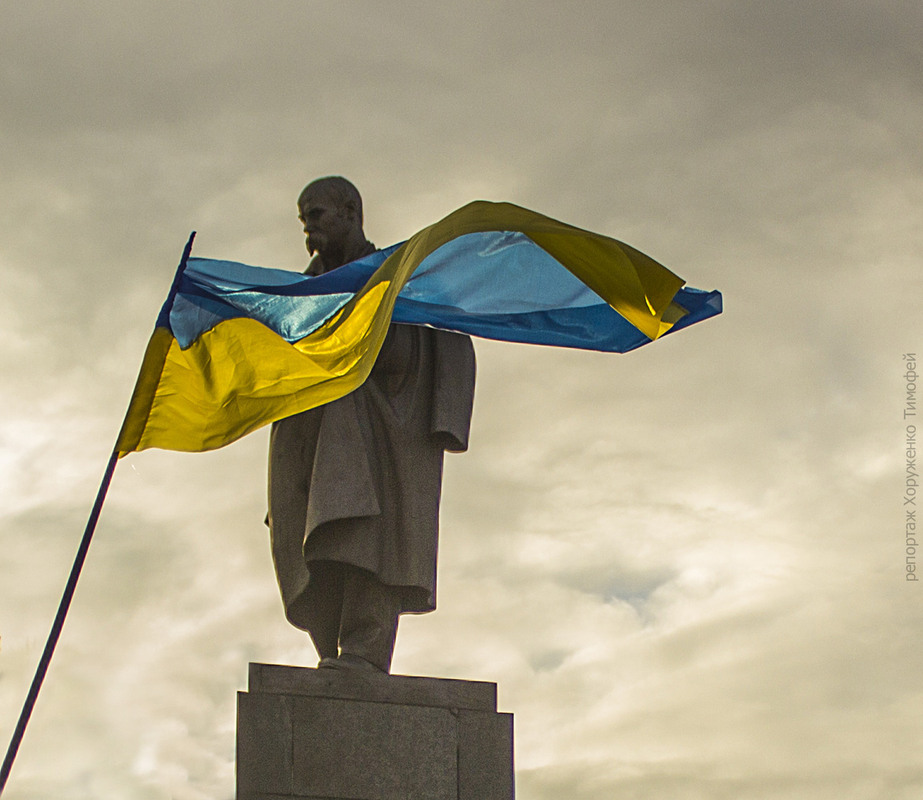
[267,322,476,630]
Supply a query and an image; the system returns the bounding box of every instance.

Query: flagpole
[0,232,196,797]
[0,449,118,795]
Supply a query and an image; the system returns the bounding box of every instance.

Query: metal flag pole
[0,232,196,797]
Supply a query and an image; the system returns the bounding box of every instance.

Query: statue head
[297,176,367,271]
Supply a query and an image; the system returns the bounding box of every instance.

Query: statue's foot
[317,653,387,674]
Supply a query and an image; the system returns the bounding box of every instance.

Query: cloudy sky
[2,1,922,798]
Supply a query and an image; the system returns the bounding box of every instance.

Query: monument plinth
[237,662,514,800]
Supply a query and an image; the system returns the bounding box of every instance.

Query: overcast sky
[2,2,922,798]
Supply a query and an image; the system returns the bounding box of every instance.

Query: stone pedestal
[237,662,514,800]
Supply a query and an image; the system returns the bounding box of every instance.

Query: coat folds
[268,322,475,630]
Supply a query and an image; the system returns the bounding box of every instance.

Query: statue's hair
[299,176,363,224]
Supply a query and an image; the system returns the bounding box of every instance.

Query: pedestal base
[237,662,514,800]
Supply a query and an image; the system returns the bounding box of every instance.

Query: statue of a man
[267,177,476,673]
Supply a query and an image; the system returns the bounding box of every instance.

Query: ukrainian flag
[116,201,721,456]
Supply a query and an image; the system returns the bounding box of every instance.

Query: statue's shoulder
[305,255,324,276]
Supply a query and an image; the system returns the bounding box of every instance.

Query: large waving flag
[1,200,722,794]
[116,201,721,456]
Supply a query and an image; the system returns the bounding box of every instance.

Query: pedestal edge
[247,662,498,711]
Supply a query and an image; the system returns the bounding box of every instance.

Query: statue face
[298,188,357,261]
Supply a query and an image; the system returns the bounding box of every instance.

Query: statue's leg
[298,561,344,662]
[337,565,402,673]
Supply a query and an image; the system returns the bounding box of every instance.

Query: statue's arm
[430,330,476,453]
